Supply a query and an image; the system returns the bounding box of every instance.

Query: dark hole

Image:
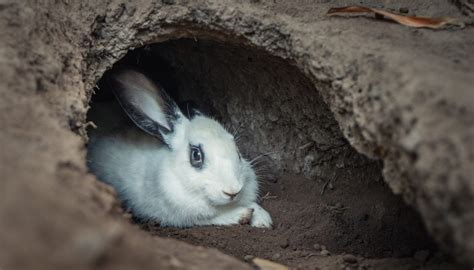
[87,38,438,265]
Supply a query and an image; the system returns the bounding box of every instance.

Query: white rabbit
[87,69,272,228]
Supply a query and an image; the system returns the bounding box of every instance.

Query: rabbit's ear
[108,69,183,146]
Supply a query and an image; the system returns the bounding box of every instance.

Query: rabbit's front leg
[249,203,273,228]
[196,206,254,226]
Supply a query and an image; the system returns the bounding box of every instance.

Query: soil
[148,174,463,269]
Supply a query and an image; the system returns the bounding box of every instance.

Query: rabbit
[86,68,272,228]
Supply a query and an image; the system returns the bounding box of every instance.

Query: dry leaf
[252,257,289,270]
[327,6,465,29]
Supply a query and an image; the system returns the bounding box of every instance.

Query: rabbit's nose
[223,190,240,200]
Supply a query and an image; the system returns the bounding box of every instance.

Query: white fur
[87,97,272,228]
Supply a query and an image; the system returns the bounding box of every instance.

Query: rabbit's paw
[250,203,273,228]
[199,207,254,226]
[238,207,254,225]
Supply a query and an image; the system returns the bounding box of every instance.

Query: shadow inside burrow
[86,38,438,265]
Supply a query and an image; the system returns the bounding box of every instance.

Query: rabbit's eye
[190,145,204,169]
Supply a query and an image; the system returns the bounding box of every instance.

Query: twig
[84,121,97,129]
[261,192,277,200]
[321,172,337,196]
[321,150,348,195]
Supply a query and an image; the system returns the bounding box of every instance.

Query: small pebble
[243,255,254,262]
[374,13,384,20]
[321,245,327,251]
[328,183,334,190]
[399,7,409,14]
[279,238,289,249]
[320,250,330,256]
[272,253,282,260]
[342,254,358,264]
[313,243,321,251]
[335,202,343,208]
[268,112,279,122]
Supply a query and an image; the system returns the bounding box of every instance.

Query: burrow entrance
[87,38,437,267]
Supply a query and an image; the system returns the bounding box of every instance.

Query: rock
[252,258,289,270]
[268,112,279,122]
[243,255,254,262]
[279,238,289,249]
[320,250,330,256]
[313,244,321,251]
[399,7,409,13]
[342,254,358,264]
[272,253,282,260]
